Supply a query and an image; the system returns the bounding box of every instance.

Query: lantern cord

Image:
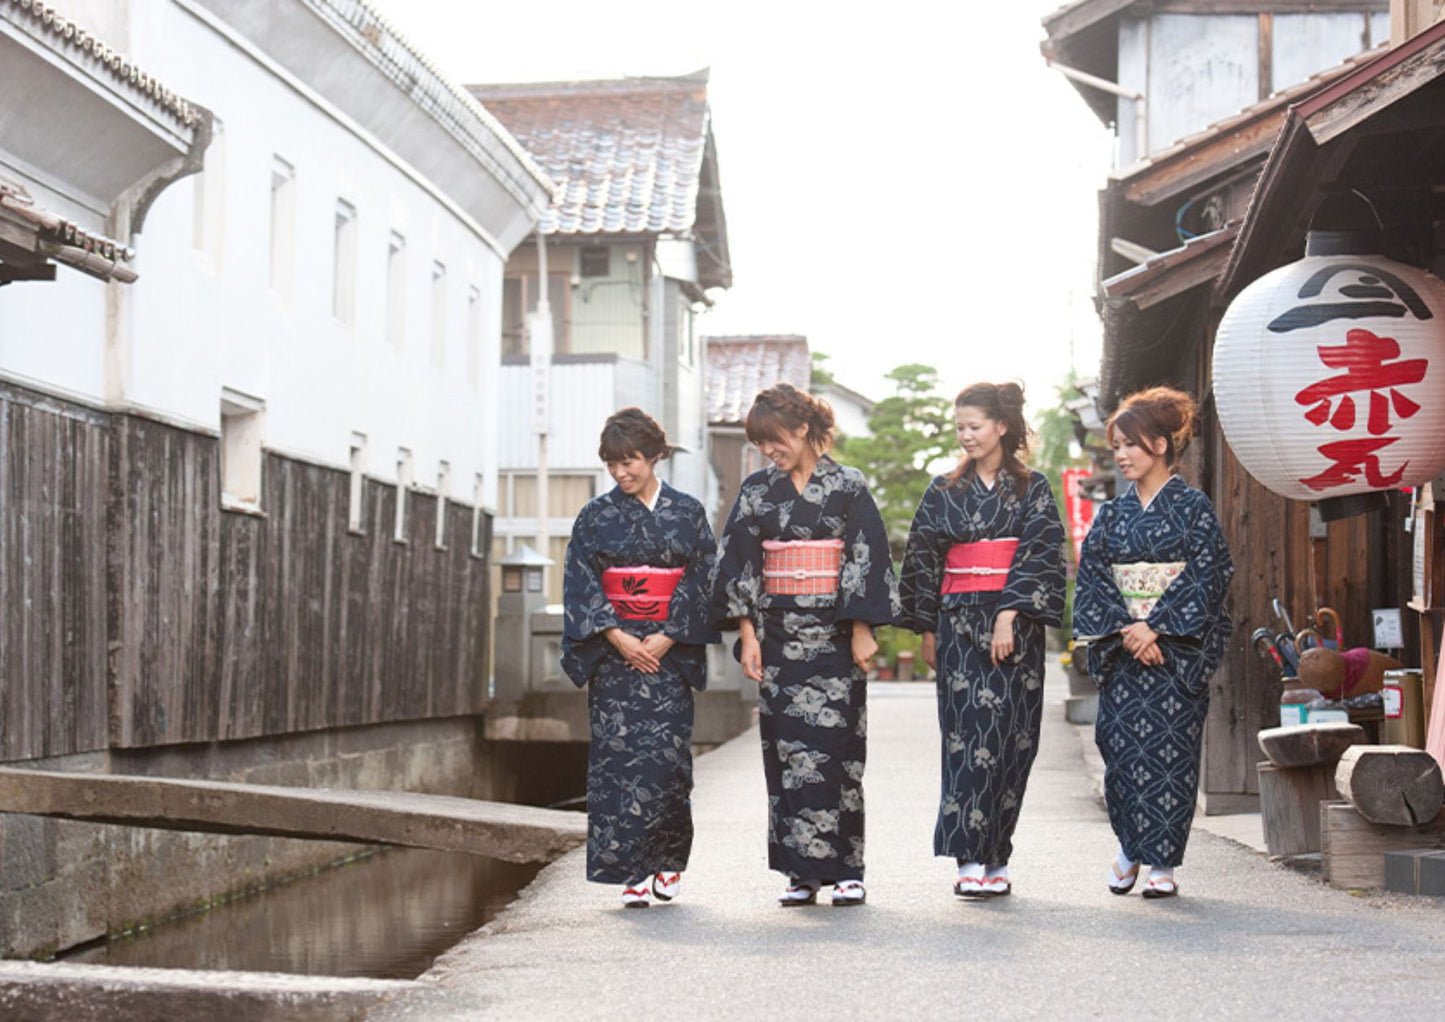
[1350,188,1385,231]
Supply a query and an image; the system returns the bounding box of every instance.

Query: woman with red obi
[710,384,898,908]
[899,382,1065,899]
[561,408,720,908]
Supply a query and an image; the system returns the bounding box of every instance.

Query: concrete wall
[0,717,492,958]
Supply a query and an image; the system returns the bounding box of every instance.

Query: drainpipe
[527,230,552,597]
[1045,57,1148,162]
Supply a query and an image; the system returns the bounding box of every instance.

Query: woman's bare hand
[921,631,937,670]
[606,628,661,673]
[851,622,878,675]
[991,610,1019,667]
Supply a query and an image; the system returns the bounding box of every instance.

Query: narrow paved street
[383,663,1445,1021]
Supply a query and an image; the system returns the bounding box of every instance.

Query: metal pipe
[534,228,550,596]
[1046,57,1147,159]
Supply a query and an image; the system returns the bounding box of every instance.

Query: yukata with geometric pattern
[562,482,720,885]
[898,468,1066,865]
[709,456,899,882]
[1072,475,1234,868]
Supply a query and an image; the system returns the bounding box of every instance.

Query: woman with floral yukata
[1072,387,1233,900]
[561,408,720,908]
[898,382,1065,899]
[710,384,898,907]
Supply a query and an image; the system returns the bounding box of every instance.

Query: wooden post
[1391,0,1445,46]
[1258,762,1335,856]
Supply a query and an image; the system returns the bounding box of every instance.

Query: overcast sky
[372,0,1115,413]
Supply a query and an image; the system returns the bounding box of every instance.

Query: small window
[386,232,406,347]
[333,200,357,324]
[268,156,295,301]
[435,461,450,550]
[430,261,447,369]
[220,389,265,513]
[348,432,367,533]
[580,246,610,277]
[471,473,486,557]
[394,448,413,543]
[467,285,482,391]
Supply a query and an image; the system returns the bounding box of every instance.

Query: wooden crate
[1259,762,1336,857]
[1320,800,1445,889]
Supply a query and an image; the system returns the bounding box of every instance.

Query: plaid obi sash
[602,566,684,621]
[761,539,844,596]
[1111,561,1185,620]
[942,539,1018,594]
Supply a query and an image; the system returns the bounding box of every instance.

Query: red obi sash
[762,539,844,595]
[942,539,1018,594]
[602,566,684,621]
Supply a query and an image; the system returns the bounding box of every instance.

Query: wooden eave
[1103,222,1240,310]
[1218,19,1445,302]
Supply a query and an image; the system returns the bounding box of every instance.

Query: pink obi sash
[602,566,684,621]
[942,539,1018,594]
[762,539,844,596]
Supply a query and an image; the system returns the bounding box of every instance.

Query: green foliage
[1028,372,1089,633]
[810,351,837,390]
[833,363,953,562]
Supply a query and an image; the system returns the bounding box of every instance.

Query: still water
[62,847,541,979]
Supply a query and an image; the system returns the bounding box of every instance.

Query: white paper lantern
[1214,247,1445,503]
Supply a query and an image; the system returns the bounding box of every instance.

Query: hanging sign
[1214,250,1445,502]
[1060,467,1095,565]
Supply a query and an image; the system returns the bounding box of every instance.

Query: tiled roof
[301,0,552,201]
[469,72,714,237]
[1,0,198,130]
[705,335,811,427]
[0,174,137,283]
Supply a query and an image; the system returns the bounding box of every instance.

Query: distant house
[704,334,811,527]
[818,378,875,444]
[470,71,733,603]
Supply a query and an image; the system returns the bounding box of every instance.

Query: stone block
[1384,848,1445,895]
[0,815,53,890]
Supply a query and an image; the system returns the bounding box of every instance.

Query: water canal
[60,847,542,979]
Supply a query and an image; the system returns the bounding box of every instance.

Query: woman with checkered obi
[898,382,1065,899]
[710,383,898,907]
[562,408,720,908]
[1073,387,1233,901]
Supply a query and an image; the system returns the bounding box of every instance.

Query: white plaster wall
[1273,14,1374,94]
[1148,14,1259,155]
[0,263,107,402]
[64,0,512,506]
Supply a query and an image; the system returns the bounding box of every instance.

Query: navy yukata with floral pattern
[709,456,899,882]
[562,482,719,885]
[898,469,1066,865]
[1072,475,1233,868]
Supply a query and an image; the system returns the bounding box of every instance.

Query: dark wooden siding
[0,384,110,760]
[2,385,491,759]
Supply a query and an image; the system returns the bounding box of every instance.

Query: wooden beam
[1307,32,1445,144]
[1259,13,1275,101]
[1043,0,1138,42]
[1157,1,1385,12]
[0,768,587,864]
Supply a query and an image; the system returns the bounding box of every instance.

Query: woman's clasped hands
[1120,621,1164,666]
[606,627,674,674]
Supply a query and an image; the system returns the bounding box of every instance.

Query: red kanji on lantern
[1299,437,1406,492]
[1294,328,1426,435]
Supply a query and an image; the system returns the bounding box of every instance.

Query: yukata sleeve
[1145,492,1235,642]
[708,489,764,633]
[836,480,901,627]
[997,473,1066,626]
[1071,502,1132,641]
[664,500,723,647]
[559,506,620,688]
[898,482,946,634]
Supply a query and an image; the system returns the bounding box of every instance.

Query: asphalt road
[376,664,1445,1021]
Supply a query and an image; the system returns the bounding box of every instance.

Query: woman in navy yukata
[710,384,898,907]
[898,382,1065,899]
[561,408,719,908]
[1072,387,1233,900]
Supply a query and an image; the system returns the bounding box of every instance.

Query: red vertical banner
[1060,468,1095,566]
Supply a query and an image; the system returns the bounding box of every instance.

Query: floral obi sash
[761,539,844,596]
[1111,561,1185,620]
[942,539,1017,594]
[602,566,684,621]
